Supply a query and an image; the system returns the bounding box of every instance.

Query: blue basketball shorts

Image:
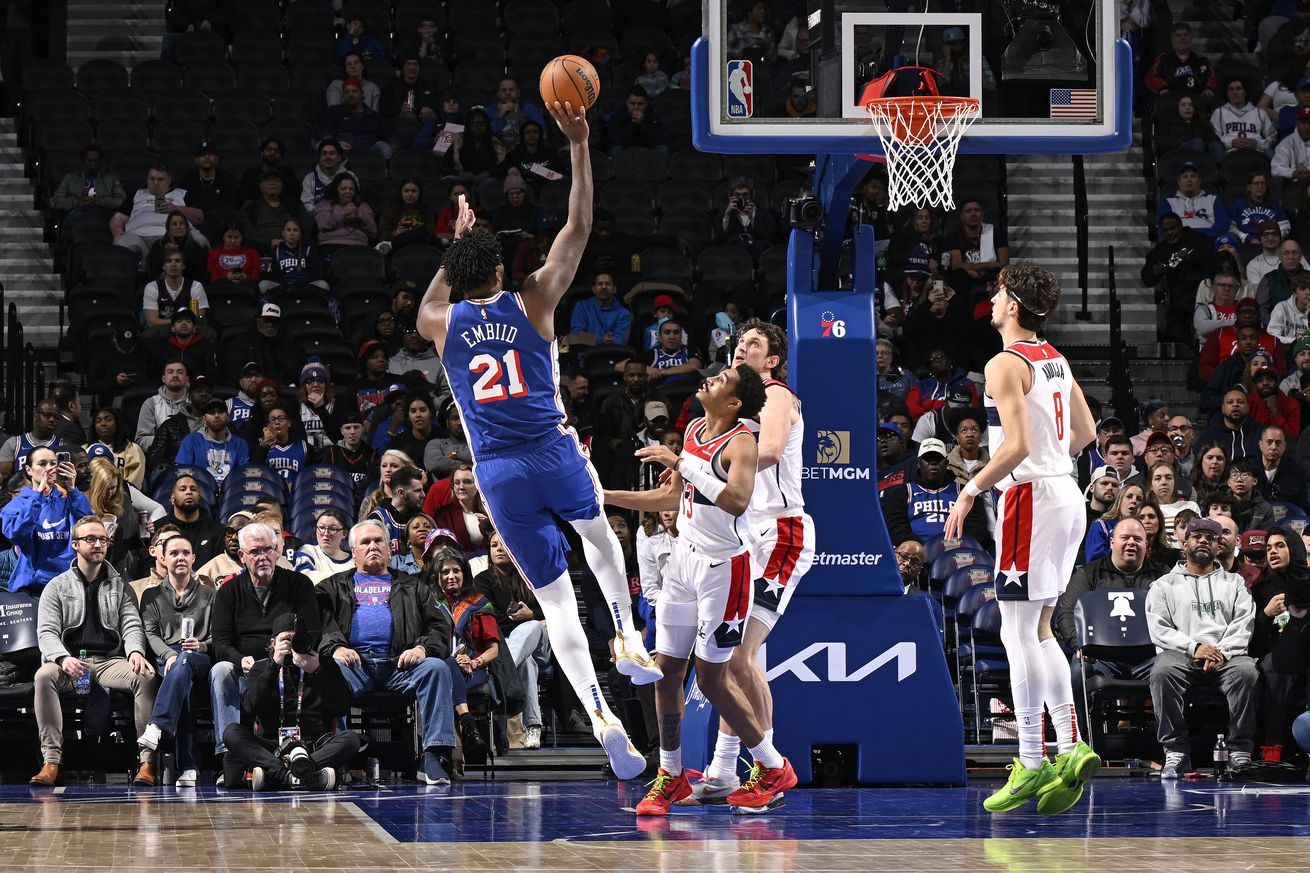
[473,428,602,588]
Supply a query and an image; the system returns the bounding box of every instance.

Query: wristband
[963,480,983,498]
[678,461,727,504]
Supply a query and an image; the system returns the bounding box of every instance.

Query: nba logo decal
[726,60,753,118]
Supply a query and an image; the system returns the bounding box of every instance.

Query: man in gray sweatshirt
[1146,517,1258,778]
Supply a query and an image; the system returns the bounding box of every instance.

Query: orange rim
[865,96,980,145]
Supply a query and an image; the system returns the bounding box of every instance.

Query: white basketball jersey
[985,339,1075,488]
[679,417,755,558]
[750,378,806,518]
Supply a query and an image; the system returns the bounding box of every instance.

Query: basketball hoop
[864,95,981,211]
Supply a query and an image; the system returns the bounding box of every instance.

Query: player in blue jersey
[417,99,659,780]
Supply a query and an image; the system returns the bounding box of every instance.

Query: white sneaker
[523,725,542,749]
[680,773,741,805]
[307,767,336,790]
[613,637,662,685]
[175,769,198,788]
[1229,751,1252,769]
[137,723,162,751]
[592,712,646,780]
[1161,752,1188,779]
[374,241,393,255]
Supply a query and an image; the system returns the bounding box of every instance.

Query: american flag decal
[1049,88,1097,119]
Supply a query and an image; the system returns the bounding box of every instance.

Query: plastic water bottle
[1213,734,1230,777]
[74,649,91,696]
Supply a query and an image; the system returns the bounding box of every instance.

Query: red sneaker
[635,768,693,816]
[726,758,798,809]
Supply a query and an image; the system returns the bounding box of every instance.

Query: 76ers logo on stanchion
[820,311,846,338]
[726,60,753,118]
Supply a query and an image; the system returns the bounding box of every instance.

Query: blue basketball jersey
[442,290,566,455]
[907,480,961,541]
[15,434,60,472]
[265,441,307,484]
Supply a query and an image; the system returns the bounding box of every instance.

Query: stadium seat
[659,210,713,247]
[395,0,442,31]
[329,247,387,284]
[657,180,713,216]
[176,31,229,66]
[92,89,151,125]
[963,598,1009,743]
[150,466,218,511]
[286,1,334,33]
[152,90,212,124]
[928,548,992,593]
[390,244,443,284]
[151,120,208,155]
[923,534,987,565]
[668,149,723,183]
[131,60,184,96]
[723,154,778,189]
[75,59,130,96]
[638,247,693,284]
[94,120,150,154]
[291,58,340,93]
[697,245,755,285]
[234,0,283,35]
[1074,590,1156,754]
[77,245,140,291]
[452,29,509,66]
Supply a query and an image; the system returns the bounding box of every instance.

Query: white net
[864,97,981,212]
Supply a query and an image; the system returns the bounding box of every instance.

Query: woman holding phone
[0,445,94,595]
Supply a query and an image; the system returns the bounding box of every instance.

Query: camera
[788,195,824,231]
[1172,435,1185,448]
[277,730,316,780]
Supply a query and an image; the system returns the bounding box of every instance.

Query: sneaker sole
[614,655,663,686]
[983,773,1057,813]
[676,782,740,805]
[731,793,786,815]
[600,726,647,780]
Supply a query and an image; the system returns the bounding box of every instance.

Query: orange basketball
[539,54,600,112]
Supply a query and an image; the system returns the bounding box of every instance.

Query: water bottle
[1213,734,1229,777]
[75,649,91,696]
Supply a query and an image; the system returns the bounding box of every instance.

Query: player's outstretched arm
[417,194,476,350]
[521,100,592,320]
[605,478,681,512]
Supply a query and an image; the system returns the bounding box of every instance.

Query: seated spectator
[366,465,426,557]
[135,362,193,452]
[337,13,387,62]
[0,448,91,595]
[1144,212,1217,343]
[1269,274,1310,344]
[251,403,309,486]
[425,547,497,764]
[1268,8,1310,90]
[492,170,540,250]
[1282,336,1310,425]
[142,245,210,335]
[381,56,438,148]
[111,164,208,257]
[300,139,356,214]
[135,534,214,787]
[1256,239,1310,324]
[320,518,456,783]
[1245,222,1297,288]
[876,338,915,401]
[396,14,443,65]
[297,361,337,452]
[498,121,563,196]
[176,398,248,486]
[428,465,489,561]
[718,175,774,259]
[1147,462,1200,546]
[1192,441,1231,501]
[605,86,667,158]
[640,317,703,387]
[50,144,125,221]
[377,178,434,254]
[881,437,991,548]
[1272,108,1310,227]
[1272,73,1310,139]
[158,472,224,567]
[361,448,418,520]
[353,340,404,427]
[1144,22,1217,96]
[1203,388,1264,461]
[947,198,1009,296]
[223,620,361,792]
[320,411,377,504]
[569,271,631,347]
[432,183,472,246]
[391,324,451,398]
[1249,525,1307,755]
[237,138,301,207]
[900,279,973,370]
[911,384,974,444]
[387,394,440,466]
[1229,173,1290,247]
[241,170,307,254]
[146,309,216,382]
[474,529,550,749]
[327,53,381,111]
[876,422,916,492]
[206,220,261,285]
[489,77,546,151]
[208,522,320,768]
[195,510,247,587]
[0,398,61,479]
[1100,432,1139,485]
[1202,330,1272,412]
[1083,464,1122,531]
[1228,458,1277,531]
[84,448,162,568]
[1084,480,1145,564]
[319,78,391,160]
[1147,518,1257,777]
[1131,399,1172,456]
[1210,513,1260,589]
[727,0,777,61]
[239,304,300,385]
[88,407,146,488]
[1139,431,1192,496]
[86,322,153,408]
[314,175,377,254]
[906,347,979,422]
[260,218,328,295]
[1155,162,1228,239]
[1194,268,1241,347]
[1257,424,1310,511]
[178,141,239,241]
[595,360,668,486]
[300,509,354,583]
[145,211,208,283]
[1212,75,1277,156]
[389,514,434,575]
[453,108,505,186]
[29,516,159,786]
[1199,304,1285,385]
[1250,366,1301,438]
[132,525,182,603]
[1056,518,1158,735]
[1195,239,1250,306]
[1153,94,1224,162]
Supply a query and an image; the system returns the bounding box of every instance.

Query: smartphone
[509,601,525,614]
[55,452,71,465]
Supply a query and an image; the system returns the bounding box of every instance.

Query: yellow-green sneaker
[1036,741,1101,815]
[983,758,1057,813]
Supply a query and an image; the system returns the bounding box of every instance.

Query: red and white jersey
[750,378,806,518]
[679,417,755,558]
[985,339,1075,488]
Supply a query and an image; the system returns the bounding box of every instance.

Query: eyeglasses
[1188,533,1221,543]
[316,525,344,534]
[895,553,924,569]
[243,546,277,557]
[75,535,110,545]
[1166,425,1193,432]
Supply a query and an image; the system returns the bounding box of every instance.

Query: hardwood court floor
[1,778,1308,872]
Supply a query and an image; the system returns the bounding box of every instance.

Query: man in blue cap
[1156,161,1228,239]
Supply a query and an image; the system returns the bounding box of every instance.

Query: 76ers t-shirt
[350,573,393,655]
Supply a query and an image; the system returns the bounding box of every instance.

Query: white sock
[706,733,741,782]
[747,738,783,770]
[571,514,645,652]
[998,599,1049,769]
[764,728,774,744]
[660,747,682,776]
[534,571,615,722]
[1039,637,1078,754]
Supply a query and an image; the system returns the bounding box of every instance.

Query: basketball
[538,54,600,112]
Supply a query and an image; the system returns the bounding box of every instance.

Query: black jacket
[242,655,352,738]
[1256,458,1310,511]
[317,569,452,660]
[1054,555,1165,649]
[211,566,321,665]
[86,340,156,406]
[158,510,225,566]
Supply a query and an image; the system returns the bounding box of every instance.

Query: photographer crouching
[221,612,363,790]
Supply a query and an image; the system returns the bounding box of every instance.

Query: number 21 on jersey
[471,350,528,403]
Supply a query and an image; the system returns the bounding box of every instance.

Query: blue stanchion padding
[680,594,965,785]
